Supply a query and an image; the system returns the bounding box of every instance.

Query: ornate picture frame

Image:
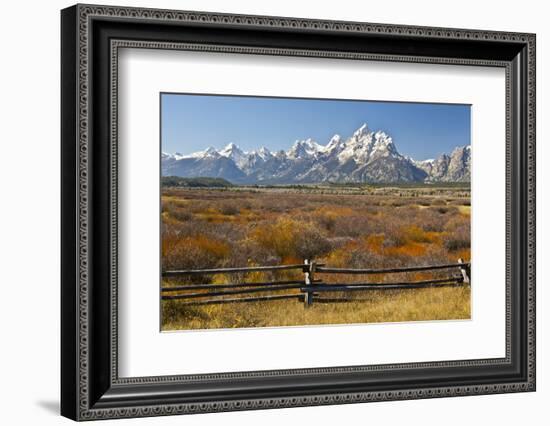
[61,4,535,420]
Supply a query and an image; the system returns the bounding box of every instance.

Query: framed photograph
[61,4,536,421]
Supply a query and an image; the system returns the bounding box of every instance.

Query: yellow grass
[458,205,471,215]
[162,286,471,330]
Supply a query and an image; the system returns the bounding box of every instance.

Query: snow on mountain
[337,123,374,164]
[161,123,470,184]
[371,131,397,157]
[162,152,186,161]
[167,147,221,160]
[287,138,323,159]
[323,134,344,154]
[219,142,247,168]
[257,147,272,160]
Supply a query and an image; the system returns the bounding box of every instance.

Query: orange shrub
[384,242,427,258]
[325,242,356,267]
[251,217,298,259]
[365,234,385,253]
[403,225,432,243]
[162,234,230,270]
[251,217,331,261]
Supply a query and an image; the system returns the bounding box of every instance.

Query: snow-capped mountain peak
[244,147,273,166]
[337,124,379,164]
[162,151,186,160]
[288,138,322,159]
[372,131,397,156]
[219,142,240,154]
[353,123,369,138]
[324,134,344,153]
[202,146,220,157]
[219,142,247,167]
[257,146,273,160]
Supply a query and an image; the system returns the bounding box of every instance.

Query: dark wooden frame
[61,4,536,421]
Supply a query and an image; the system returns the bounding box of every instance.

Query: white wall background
[0,0,546,424]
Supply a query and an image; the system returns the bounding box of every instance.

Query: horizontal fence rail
[305,279,463,292]
[162,263,324,277]
[315,262,470,275]
[162,284,302,300]
[161,258,471,306]
[166,294,305,306]
[161,279,314,292]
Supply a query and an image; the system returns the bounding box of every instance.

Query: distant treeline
[233,182,471,190]
[161,175,470,190]
[161,176,234,188]
[331,181,471,189]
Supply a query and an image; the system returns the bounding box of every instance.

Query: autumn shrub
[415,208,447,232]
[333,214,383,238]
[316,212,336,232]
[416,248,453,267]
[161,199,171,212]
[417,198,432,206]
[431,198,447,206]
[162,234,230,270]
[449,198,471,206]
[218,202,240,216]
[331,215,365,238]
[162,199,178,215]
[443,214,470,232]
[381,199,407,207]
[239,199,253,210]
[380,235,405,248]
[443,225,471,251]
[251,217,298,259]
[327,236,356,250]
[293,224,332,259]
[169,207,192,222]
[324,241,358,268]
[347,247,386,269]
[223,237,276,267]
[310,206,353,232]
[384,242,427,258]
[251,217,331,261]
[380,222,407,247]
[403,225,432,243]
[185,200,213,214]
[263,197,297,213]
[399,205,419,216]
[365,234,385,252]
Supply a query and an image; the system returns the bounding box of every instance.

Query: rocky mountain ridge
[162,123,471,184]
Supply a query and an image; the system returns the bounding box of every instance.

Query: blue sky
[161,93,470,161]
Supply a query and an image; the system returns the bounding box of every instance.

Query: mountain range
[161,123,471,184]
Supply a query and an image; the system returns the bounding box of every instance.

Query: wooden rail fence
[161,258,470,307]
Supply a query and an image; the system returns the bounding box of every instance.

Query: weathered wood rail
[161,258,470,307]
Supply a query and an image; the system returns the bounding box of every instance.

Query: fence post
[457,258,470,284]
[304,259,316,307]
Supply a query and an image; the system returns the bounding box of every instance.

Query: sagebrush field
[161,184,471,330]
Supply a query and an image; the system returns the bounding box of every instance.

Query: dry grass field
[161,184,471,331]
